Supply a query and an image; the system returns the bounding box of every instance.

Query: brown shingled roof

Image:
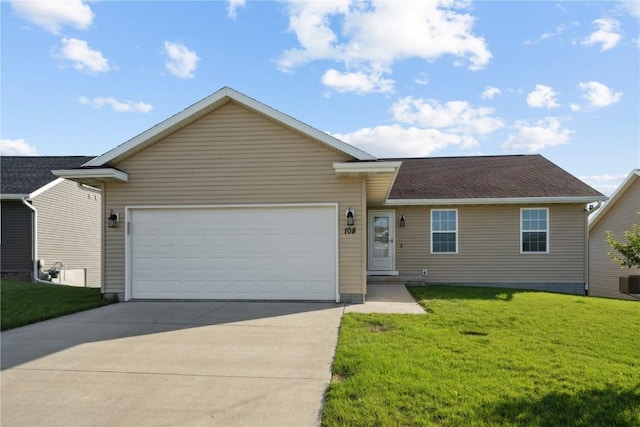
[384,155,604,200]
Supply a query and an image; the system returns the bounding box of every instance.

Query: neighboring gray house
[1,156,101,287]
[588,170,640,300]
[54,87,606,302]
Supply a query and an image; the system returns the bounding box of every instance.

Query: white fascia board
[85,87,376,167]
[52,168,129,182]
[28,177,65,199]
[0,193,28,200]
[588,169,639,230]
[333,161,402,174]
[227,89,376,161]
[384,196,608,206]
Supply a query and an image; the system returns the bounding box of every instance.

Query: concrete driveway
[1,301,344,427]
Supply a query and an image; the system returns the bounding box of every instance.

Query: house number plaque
[344,226,356,235]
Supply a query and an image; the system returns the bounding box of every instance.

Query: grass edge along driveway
[322,286,640,427]
[1,280,115,331]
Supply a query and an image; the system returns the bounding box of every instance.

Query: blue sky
[1,0,638,195]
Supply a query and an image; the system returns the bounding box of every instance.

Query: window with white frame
[521,208,548,253]
[431,209,457,253]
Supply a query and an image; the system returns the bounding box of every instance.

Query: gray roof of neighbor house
[383,154,605,200]
[1,156,95,195]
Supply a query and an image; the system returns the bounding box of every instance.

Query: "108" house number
[344,226,356,234]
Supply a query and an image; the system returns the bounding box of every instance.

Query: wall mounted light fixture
[108,210,119,228]
[346,208,355,226]
[399,215,406,227]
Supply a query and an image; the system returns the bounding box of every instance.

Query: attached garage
[127,204,338,301]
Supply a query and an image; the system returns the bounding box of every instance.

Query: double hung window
[521,208,548,253]
[431,209,457,253]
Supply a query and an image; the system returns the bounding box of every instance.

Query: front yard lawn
[322,286,640,426]
[1,280,116,331]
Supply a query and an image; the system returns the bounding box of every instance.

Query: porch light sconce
[346,208,355,226]
[108,210,119,228]
[399,215,406,227]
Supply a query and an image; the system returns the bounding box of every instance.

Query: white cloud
[527,84,559,109]
[278,0,491,94]
[392,97,505,135]
[163,41,200,79]
[540,25,565,41]
[618,1,640,18]
[570,103,582,112]
[332,125,478,158]
[0,139,38,156]
[481,86,501,100]
[502,117,573,152]
[10,0,93,34]
[55,37,110,74]
[524,24,565,45]
[578,81,622,108]
[579,173,628,196]
[227,0,246,19]
[331,95,503,157]
[414,72,429,86]
[321,68,394,94]
[581,18,622,51]
[79,97,152,113]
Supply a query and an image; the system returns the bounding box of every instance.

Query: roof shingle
[1,156,95,195]
[384,155,604,200]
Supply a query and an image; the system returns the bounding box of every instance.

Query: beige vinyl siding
[395,204,588,283]
[104,101,365,297]
[589,179,640,300]
[365,173,397,207]
[32,180,102,287]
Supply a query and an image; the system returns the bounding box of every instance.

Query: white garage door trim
[124,203,339,302]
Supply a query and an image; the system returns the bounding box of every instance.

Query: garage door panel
[130,206,336,300]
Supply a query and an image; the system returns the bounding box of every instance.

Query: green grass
[1,280,116,331]
[322,286,640,427]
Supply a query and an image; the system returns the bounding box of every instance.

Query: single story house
[588,169,640,300]
[1,156,101,287]
[54,87,606,302]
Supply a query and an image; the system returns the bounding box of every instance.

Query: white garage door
[129,205,337,300]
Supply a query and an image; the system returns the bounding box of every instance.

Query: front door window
[373,216,389,258]
[368,211,395,271]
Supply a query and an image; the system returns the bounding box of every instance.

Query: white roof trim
[28,177,65,199]
[1,177,65,200]
[52,168,129,182]
[589,169,639,230]
[333,161,402,174]
[85,87,376,167]
[384,196,607,206]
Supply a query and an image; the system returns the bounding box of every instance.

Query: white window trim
[520,207,549,254]
[431,209,458,254]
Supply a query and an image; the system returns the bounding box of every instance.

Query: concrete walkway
[344,284,426,314]
[1,301,343,427]
[1,288,422,426]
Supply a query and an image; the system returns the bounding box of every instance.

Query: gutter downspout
[21,197,51,284]
[584,201,604,295]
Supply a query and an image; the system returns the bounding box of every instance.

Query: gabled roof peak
[85,86,375,167]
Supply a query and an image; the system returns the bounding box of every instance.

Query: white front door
[368,210,395,272]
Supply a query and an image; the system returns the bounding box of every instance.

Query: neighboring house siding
[395,204,587,286]
[104,101,365,297]
[589,179,640,300]
[0,201,33,279]
[32,180,102,287]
